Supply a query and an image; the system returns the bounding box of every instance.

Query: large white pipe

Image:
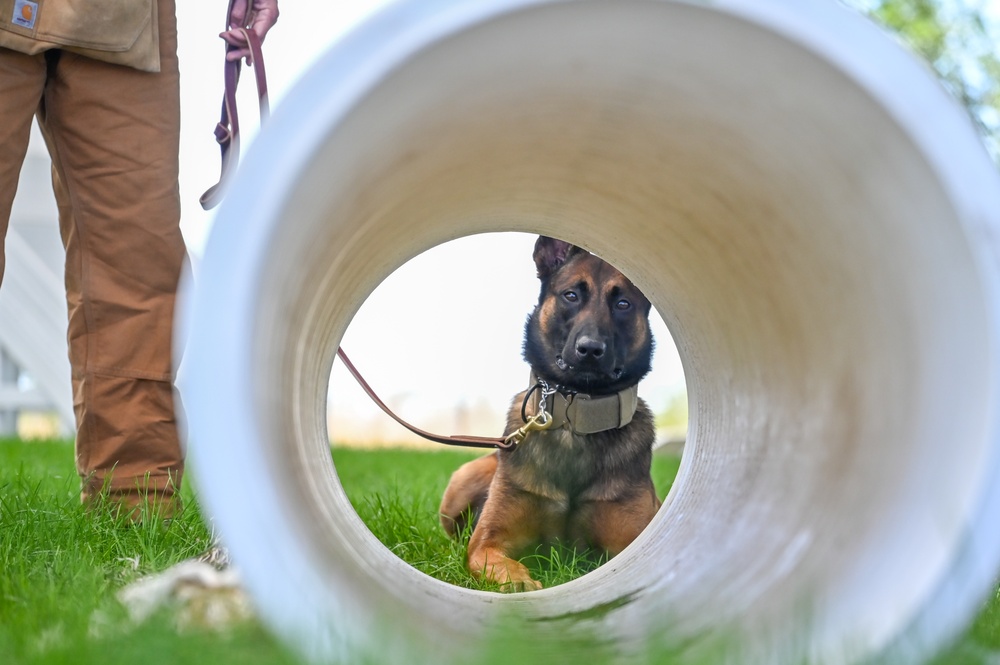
[180,1,1000,663]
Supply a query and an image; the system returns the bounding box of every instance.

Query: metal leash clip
[505,380,558,447]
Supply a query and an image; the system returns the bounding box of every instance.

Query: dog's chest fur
[498,391,656,504]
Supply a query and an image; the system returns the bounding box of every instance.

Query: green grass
[2,437,999,665]
[331,446,682,590]
[0,437,300,665]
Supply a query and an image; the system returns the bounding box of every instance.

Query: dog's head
[523,236,654,395]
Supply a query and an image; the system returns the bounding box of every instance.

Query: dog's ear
[533,236,580,278]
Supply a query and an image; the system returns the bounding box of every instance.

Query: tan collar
[528,373,639,435]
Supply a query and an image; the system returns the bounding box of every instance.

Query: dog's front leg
[467,491,546,592]
[576,487,661,556]
[439,453,498,537]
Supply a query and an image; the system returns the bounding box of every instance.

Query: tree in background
[845,0,1000,161]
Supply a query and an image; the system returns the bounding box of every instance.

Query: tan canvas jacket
[0,0,159,72]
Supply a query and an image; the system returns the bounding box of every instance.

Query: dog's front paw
[470,546,543,592]
[491,561,543,592]
[500,576,544,593]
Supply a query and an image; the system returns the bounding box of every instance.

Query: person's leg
[0,48,46,283]
[38,0,186,516]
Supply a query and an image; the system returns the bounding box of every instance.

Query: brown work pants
[0,0,185,510]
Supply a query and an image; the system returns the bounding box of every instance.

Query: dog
[439,235,660,591]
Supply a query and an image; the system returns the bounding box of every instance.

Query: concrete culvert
[180,1,1000,663]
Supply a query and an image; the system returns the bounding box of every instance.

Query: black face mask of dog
[523,236,654,396]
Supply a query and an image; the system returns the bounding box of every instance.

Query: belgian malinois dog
[439,235,660,591]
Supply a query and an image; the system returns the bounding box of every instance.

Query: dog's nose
[575,336,606,360]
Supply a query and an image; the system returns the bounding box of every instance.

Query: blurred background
[0,0,996,448]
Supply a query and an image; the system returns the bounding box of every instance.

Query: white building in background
[0,123,74,437]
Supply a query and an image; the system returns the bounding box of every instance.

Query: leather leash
[200,1,269,210]
[336,349,518,450]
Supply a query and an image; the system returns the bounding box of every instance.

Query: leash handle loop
[200,11,270,210]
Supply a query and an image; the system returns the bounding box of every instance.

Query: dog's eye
[563,291,579,303]
[616,299,631,311]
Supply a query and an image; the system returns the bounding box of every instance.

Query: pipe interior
[208,2,995,662]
